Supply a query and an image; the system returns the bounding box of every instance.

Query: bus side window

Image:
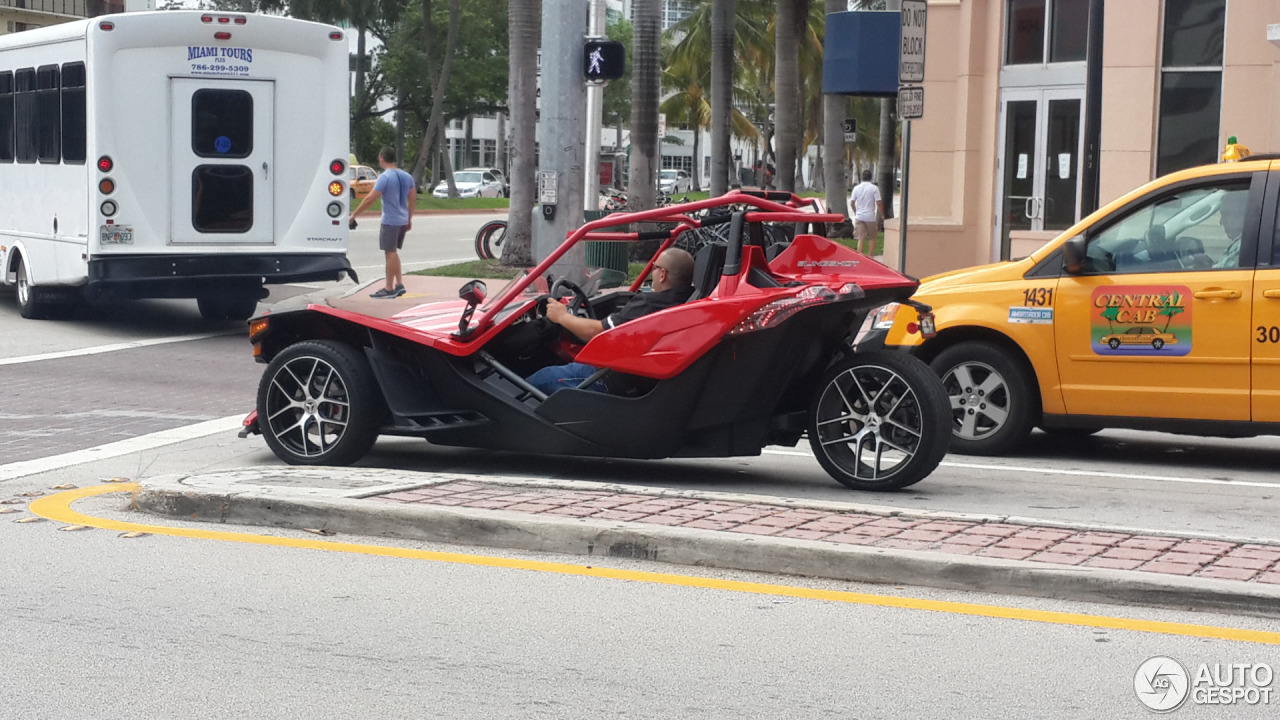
[14,68,35,164]
[0,72,13,163]
[35,64,59,164]
[61,62,86,165]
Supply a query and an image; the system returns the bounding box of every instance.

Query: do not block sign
[899,0,927,84]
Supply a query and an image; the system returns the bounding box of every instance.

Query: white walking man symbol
[588,48,604,76]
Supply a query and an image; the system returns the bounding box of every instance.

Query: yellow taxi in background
[349,164,378,200]
[862,157,1280,455]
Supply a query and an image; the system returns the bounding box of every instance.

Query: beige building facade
[0,1,122,36]
[885,0,1280,277]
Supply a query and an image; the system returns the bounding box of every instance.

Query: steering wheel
[549,276,596,319]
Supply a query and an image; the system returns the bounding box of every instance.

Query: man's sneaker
[394,284,406,297]
[370,287,397,299]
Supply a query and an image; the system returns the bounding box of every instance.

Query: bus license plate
[100,226,133,245]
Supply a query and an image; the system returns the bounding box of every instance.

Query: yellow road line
[30,483,1280,646]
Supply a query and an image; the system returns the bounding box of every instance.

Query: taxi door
[1052,170,1262,421]
[1250,165,1280,422]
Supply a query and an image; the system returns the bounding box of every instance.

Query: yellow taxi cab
[349,164,378,200]
[862,152,1280,455]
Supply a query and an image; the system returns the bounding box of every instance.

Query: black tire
[474,220,507,260]
[930,341,1038,456]
[1108,338,1121,349]
[808,351,951,491]
[256,340,385,466]
[15,255,74,320]
[1152,338,1164,350]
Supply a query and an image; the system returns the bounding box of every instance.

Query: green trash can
[583,210,630,287]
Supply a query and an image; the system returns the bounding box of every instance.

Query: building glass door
[996,88,1083,260]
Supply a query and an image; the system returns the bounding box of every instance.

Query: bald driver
[527,248,696,395]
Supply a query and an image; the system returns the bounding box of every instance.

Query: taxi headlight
[872,303,902,330]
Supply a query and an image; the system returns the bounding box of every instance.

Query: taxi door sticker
[1091,286,1191,356]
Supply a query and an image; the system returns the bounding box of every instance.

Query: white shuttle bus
[0,11,355,320]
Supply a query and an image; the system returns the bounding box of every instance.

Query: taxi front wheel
[930,342,1037,456]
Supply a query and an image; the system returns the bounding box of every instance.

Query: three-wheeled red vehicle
[241,191,950,490]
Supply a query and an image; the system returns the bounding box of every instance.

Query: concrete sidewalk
[131,467,1280,618]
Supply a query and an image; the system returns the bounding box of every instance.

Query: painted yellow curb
[29,483,1280,646]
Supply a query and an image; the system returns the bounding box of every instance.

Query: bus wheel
[15,256,71,320]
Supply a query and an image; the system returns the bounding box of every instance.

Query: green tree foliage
[603,19,633,140]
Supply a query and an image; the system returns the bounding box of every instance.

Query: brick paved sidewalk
[374,481,1280,585]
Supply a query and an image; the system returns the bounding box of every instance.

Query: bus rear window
[0,72,12,163]
[36,64,59,164]
[192,165,253,233]
[61,62,86,165]
[192,89,253,158]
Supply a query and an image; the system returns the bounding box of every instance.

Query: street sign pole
[896,0,926,273]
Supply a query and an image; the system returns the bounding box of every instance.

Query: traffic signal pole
[583,0,606,210]
[534,0,589,277]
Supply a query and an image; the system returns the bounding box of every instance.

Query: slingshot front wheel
[808,352,951,491]
[257,340,384,466]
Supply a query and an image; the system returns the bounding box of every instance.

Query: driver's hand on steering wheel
[546,298,571,325]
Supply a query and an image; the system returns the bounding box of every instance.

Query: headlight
[871,303,901,330]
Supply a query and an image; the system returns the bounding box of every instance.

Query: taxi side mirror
[1062,236,1087,274]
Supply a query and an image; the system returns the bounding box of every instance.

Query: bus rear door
[170,78,274,245]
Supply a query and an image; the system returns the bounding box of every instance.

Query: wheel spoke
[832,379,858,416]
[847,370,875,408]
[883,417,922,438]
[959,411,979,438]
[817,412,865,427]
[949,364,976,392]
[879,436,916,457]
[949,395,966,411]
[976,373,1005,397]
[979,404,1008,426]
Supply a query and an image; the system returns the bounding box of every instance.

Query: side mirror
[456,280,487,336]
[459,279,487,305]
[1061,236,1087,274]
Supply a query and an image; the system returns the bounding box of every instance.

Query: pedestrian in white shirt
[849,170,884,256]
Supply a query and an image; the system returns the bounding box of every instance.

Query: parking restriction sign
[898,86,924,120]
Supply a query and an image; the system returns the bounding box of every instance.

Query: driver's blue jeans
[527,362,608,395]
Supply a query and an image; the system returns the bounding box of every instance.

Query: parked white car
[657,169,691,194]
[433,170,505,199]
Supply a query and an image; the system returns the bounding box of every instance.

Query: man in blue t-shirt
[351,147,417,298]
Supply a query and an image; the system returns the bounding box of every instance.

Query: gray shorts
[379,224,408,252]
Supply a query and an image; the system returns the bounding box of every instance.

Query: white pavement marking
[0,331,239,366]
[352,257,473,271]
[0,415,244,483]
[761,448,1280,489]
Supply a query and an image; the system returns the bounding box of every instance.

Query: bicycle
[474,219,508,260]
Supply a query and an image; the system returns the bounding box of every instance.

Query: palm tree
[660,69,709,193]
[1159,293,1185,332]
[501,0,539,266]
[1101,305,1120,333]
[773,0,804,191]
[710,0,736,195]
[407,0,463,191]
[628,0,661,211]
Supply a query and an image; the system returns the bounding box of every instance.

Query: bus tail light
[328,181,345,197]
[234,17,247,25]
[97,156,113,173]
[99,178,115,195]
[99,21,114,31]
[201,15,213,23]
[330,32,344,40]
[101,200,118,217]
[329,159,346,175]
[215,32,232,40]
[326,202,343,218]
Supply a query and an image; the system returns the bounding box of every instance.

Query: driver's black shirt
[602,286,694,330]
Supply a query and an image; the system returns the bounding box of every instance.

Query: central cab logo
[1092,285,1191,356]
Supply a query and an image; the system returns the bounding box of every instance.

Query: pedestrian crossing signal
[584,40,625,82]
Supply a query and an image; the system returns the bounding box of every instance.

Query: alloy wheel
[940,361,1010,441]
[264,355,352,458]
[812,365,925,482]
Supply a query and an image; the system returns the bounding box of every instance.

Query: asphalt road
[2,491,1278,719]
[3,213,1280,716]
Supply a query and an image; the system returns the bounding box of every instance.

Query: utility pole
[583,0,606,211]
[534,0,589,278]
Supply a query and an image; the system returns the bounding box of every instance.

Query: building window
[661,155,692,173]
[1004,0,1087,65]
[483,139,496,167]
[1156,0,1224,177]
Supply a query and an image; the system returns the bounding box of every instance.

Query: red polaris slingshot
[240,191,950,491]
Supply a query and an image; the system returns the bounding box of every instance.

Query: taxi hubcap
[942,361,1010,441]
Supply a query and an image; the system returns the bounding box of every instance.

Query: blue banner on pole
[822,11,901,97]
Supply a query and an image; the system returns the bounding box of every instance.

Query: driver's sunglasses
[653,264,669,274]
